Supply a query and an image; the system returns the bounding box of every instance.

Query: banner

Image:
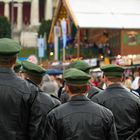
[54,25,60,61]
[38,38,45,58]
[54,25,60,36]
[61,19,67,48]
[84,58,97,67]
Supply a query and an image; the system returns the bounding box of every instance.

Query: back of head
[63,68,90,94]
[42,74,51,83]
[69,60,91,73]
[0,38,21,56]
[101,64,124,82]
[22,61,46,85]
[0,38,21,67]
[41,80,58,96]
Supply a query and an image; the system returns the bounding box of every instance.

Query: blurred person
[49,75,60,96]
[124,76,132,90]
[99,74,107,89]
[59,60,103,103]
[22,61,61,107]
[22,61,61,139]
[56,75,66,98]
[69,60,103,98]
[89,74,99,87]
[41,73,51,84]
[135,77,140,96]
[132,71,140,90]
[41,74,59,97]
[0,38,42,140]
[56,75,63,88]
[92,64,140,140]
[44,68,118,140]
[123,75,139,97]
[57,80,69,104]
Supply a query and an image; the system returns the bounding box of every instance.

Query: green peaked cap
[101,64,125,77]
[0,38,21,55]
[69,60,92,73]
[22,61,46,77]
[64,68,91,84]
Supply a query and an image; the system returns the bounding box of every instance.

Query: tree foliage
[38,20,52,39]
[0,16,11,38]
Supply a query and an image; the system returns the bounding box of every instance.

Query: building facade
[0,0,58,47]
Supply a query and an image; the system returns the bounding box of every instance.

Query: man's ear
[11,56,17,68]
[120,75,125,82]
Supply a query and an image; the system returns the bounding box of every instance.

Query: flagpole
[77,29,80,58]
[63,47,65,61]
[54,24,60,61]
[11,0,14,38]
[61,18,67,62]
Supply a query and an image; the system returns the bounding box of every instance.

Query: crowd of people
[89,68,140,96]
[0,38,140,140]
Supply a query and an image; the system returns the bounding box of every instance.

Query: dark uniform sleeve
[102,107,118,140]
[107,116,118,140]
[91,95,100,103]
[44,111,57,140]
[50,94,61,106]
[21,89,42,140]
[28,92,42,140]
[34,92,61,140]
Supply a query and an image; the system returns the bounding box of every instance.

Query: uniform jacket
[0,68,42,140]
[26,79,61,140]
[59,86,102,103]
[45,95,118,140]
[91,83,140,140]
[87,86,102,99]
[26,79,61,114]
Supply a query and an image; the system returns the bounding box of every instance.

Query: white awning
[65,0,140,29]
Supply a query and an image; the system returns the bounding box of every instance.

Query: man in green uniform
[22,60,61,107]
[92,64,140,140]
[69,60,102,97]
[45,68,118,140]
[22,61,61,139]
[59,60,102,103]
[0,38,42,140]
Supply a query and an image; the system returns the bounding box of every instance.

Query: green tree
[0,16,11,38]
[38,20,52,39]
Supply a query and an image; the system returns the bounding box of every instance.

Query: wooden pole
[11,0,14,38]
[77,29,80,58]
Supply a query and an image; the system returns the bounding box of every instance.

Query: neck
[0,62,15,68]
[68,92,86,97]
[106,81,121,87]
[0,65,13,68]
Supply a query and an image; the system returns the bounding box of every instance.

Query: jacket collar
[69,94,90,102]
[0,67,16,79]
[107,83,124,89]
[0,67,15,73]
